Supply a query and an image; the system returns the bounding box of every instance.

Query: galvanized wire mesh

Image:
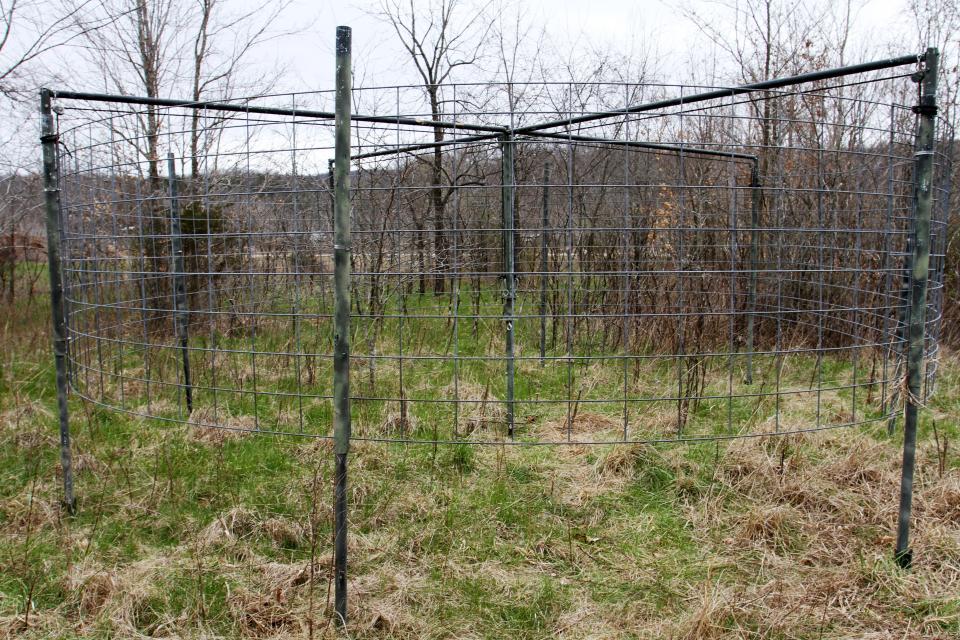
[50,71,951,446]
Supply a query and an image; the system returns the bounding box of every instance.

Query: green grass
[0,283,958,638]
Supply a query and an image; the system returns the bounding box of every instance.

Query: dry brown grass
[63,558,166,635]
[0,400,55,451]
[5,424,958,639]
[186,407,255,444]
[3,349,959,638]
[736,503,800,549]
[448,380,505,437]
[200,508,305,549]
[380,410,419,435]
[0,492,60,534]
[665,429,960,639]
[228,560,314,638]
[924,475,960,521]
[536,411,622,443]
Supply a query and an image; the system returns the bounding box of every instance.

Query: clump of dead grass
[201,507,305,549]
[200,507,259,546]
[825,441,887,487]
[349,565,431,636]
[736,503,801,550]
[228,585,300,637]
[64,558,165,634]
[924,474,960,521]
[536,411,620,443]
[594,442,664,479]
[449,380,505,436]
[380,410,419,435]
[186,407,255,444]
[0,492,60,533]
[0,400,55,450]
[73,569,119,617]
[261,517,306,548]
[675,582,749,640]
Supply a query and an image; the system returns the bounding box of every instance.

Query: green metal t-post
[895,47,938,570]
[40,88,76,515]
[332,25,353,625]
[501,134,516,438]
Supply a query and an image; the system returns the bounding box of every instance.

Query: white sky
[263,0,910,93]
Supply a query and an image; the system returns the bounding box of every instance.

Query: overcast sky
[262,0,911,93]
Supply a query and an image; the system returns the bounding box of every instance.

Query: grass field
[1,288,958,639]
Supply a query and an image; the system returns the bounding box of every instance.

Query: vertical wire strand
[291,96,306,433]
[244,105,261,430]
[851,135,865,425]
[565,82,574,442]
[773,106,785,434]
[621,84,631,441]
[133,136,152,412]
[201,106,220,429]
[676,86,687,434]
[88,124,107,403]
[451,84,461,439]
[816,145,826,430]
[395,87,407,432]
[726,92,737,437]
[880,104,896,425]
[108,115,126,412]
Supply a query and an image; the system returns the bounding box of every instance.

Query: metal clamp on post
[500,133,516,438]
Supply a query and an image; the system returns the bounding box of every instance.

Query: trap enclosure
[39,34,950,620]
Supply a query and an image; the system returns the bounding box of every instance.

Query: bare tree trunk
[431,91,447,294]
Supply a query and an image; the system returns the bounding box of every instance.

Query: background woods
[2,0,959,338]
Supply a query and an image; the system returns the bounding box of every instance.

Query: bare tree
[73,0,180,182]
[0,0,114,99]
[72,0,291,181]
[909,0,960,127]
[374,0,493,293]
[187,0,289,177]
[681,0,839,158]
[0,0,117,304]
[908,0,960,346]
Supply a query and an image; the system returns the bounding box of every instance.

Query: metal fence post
[167,152,193,414]
[895,47,938,569]
[744,162,761,384]
[40,88,76,515]
[332,24,353,626]
[501,133,516,437]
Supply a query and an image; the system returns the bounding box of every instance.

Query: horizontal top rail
[514,53,925,134]
[46,89,508,135]
[520,131,758,163]
[47,52,922,145]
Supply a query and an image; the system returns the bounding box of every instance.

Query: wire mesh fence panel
[49,85,947,444]
[49,74,949,447]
